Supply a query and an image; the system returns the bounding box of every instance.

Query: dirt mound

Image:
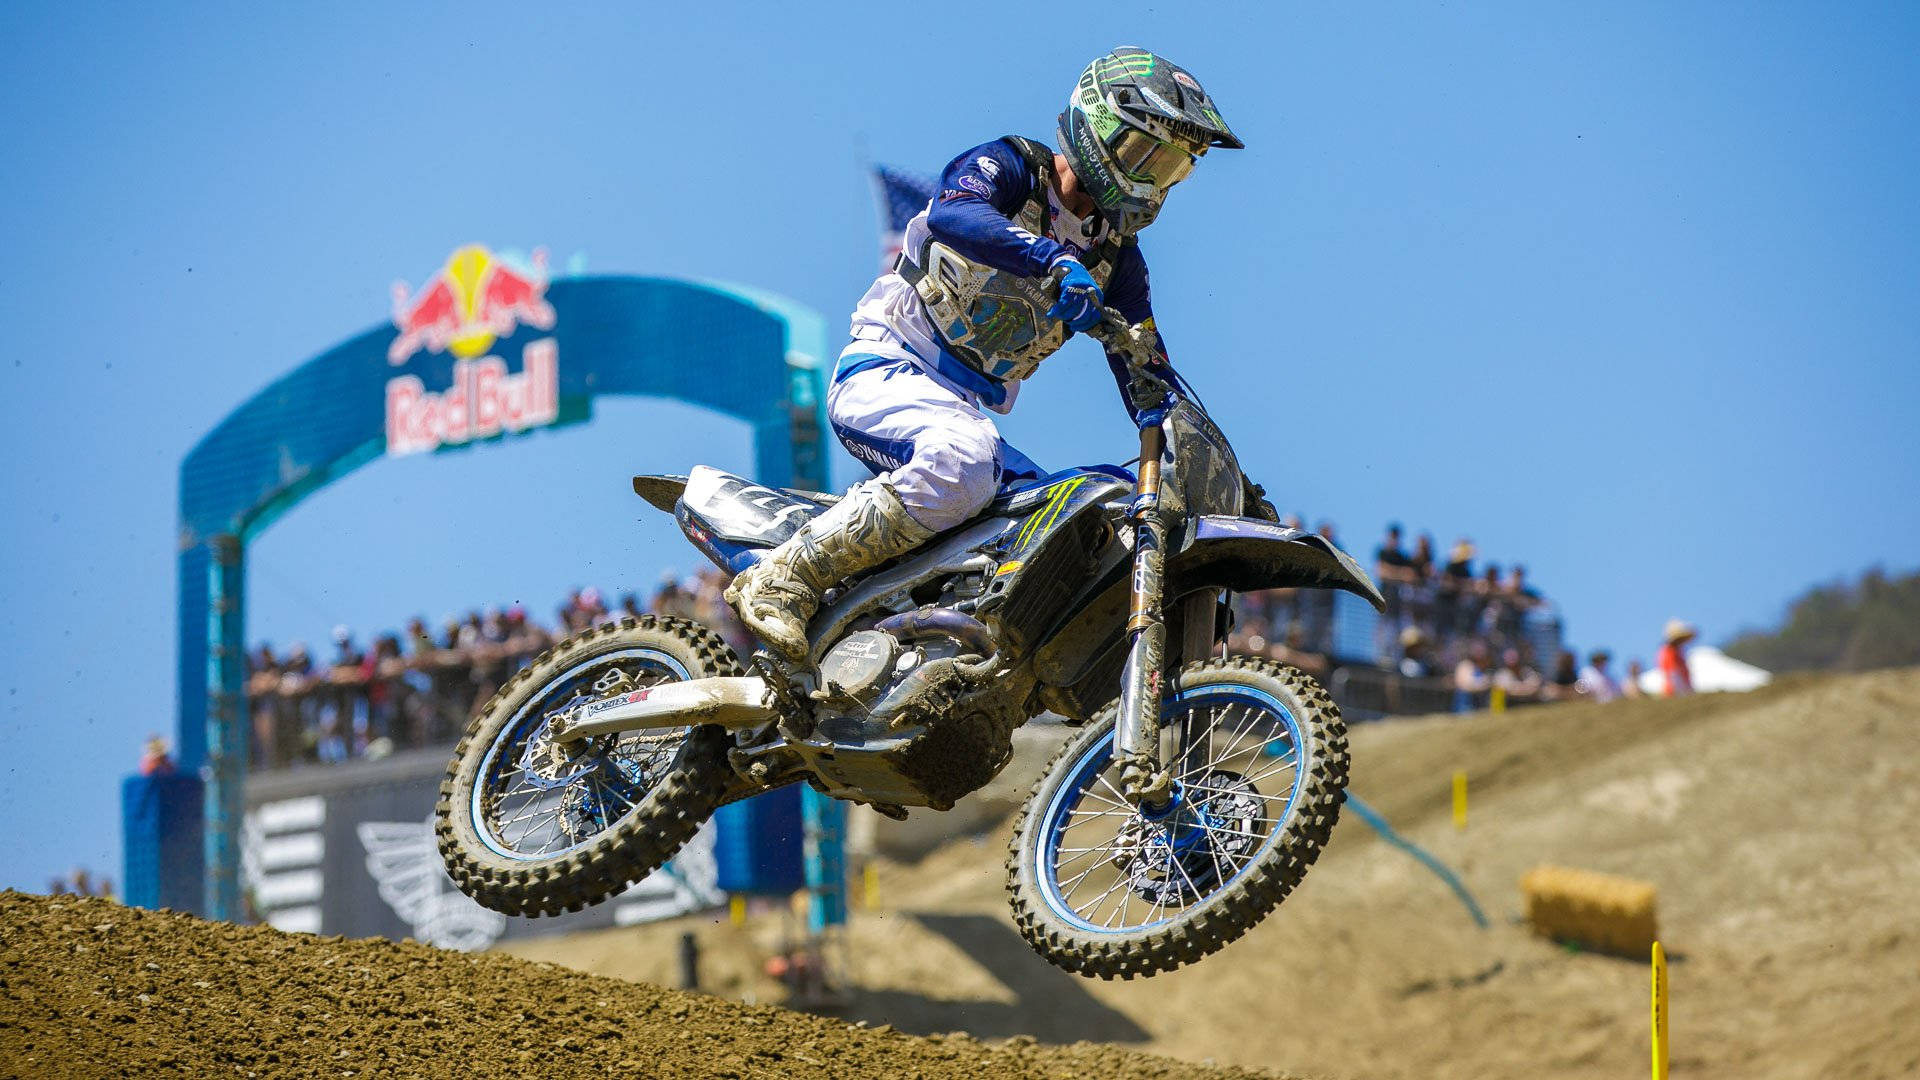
[510,668,1920,1080]
[0,891,1304,1080]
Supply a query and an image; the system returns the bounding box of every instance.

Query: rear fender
[634,470,841,575]
[630,473,840,515]
[1170,516,1387,611]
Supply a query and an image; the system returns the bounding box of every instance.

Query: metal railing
[1328,667,1461,722]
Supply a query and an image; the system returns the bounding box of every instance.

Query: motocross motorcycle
[437,290,1385,979]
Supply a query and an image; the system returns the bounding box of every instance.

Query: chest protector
[899,136,1129,385]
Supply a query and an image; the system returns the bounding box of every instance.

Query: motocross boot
[725,480,933,661]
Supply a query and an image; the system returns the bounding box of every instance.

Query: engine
[799,609,1026,812]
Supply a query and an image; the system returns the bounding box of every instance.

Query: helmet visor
[1110,128,1199,189]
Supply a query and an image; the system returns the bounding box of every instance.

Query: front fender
[1169,515,1387,612]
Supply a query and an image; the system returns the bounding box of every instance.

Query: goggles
[1110,128,1203,189]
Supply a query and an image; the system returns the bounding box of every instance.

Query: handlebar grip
[1042,264,1178,413]
[1043,264,1132,347]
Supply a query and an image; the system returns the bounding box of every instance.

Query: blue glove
[1046,256,1104,332]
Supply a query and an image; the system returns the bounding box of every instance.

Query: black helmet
[1058,47,1243,235]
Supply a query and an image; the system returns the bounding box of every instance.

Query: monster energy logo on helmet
[1059,46,1243,236]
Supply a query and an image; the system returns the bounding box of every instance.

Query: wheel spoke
[1033,680,1326,947]
[1071,872,1134,920]
[475,651,693,859]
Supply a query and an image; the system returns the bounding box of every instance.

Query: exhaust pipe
[548,676,778,741]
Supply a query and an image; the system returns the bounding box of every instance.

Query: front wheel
[436,615,740,917]
[1007,655,1349,979]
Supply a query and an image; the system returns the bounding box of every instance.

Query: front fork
[1114,422,1219,808]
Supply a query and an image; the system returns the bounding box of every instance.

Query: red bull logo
[389,244,556,364]
[384,245,562,457]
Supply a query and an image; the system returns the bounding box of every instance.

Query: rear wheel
[436,615,740,917]
[1007,655,1348,978]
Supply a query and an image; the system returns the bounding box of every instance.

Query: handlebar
[1043,265,1277,521]
[1044,265,1167,384]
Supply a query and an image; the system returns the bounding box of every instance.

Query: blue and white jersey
[845,138,1163,415]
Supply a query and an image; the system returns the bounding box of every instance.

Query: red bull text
[384,245,563,457]
[386,339,559,456]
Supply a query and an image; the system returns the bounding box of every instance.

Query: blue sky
[1,3,1916,891]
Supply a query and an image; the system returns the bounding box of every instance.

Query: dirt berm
[510,667,1920,1080]
[0,891,1308,1080]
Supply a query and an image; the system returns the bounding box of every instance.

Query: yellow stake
[1651,941,1669,1080]
[729,895,746,928]
[863,863,880,910]
[1452,770,1468,831]
[1490,685,1507,714]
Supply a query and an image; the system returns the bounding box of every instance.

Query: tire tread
[1005,655,1349,979]
[435,615,742,918]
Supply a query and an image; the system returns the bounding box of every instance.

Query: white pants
[826,358,1044,532]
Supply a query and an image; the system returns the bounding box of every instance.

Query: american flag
[871,165,938,272]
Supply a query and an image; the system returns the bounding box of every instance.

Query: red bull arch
[163,247,830,919]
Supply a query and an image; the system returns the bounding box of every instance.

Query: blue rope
[1342,792,1490,929]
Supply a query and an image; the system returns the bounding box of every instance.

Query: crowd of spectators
[1226,517,1635,712]
[245,567,749,769]
[251,524,1695,763]
[48,867,113,899]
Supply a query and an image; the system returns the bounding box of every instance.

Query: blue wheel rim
[1033,682,1308,934]
[470,646,691,861]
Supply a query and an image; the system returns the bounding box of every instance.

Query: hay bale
[1519,865,1659,958]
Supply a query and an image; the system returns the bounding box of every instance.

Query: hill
[1725,565,1920,672]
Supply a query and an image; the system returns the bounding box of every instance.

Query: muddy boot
[725,480,933,661]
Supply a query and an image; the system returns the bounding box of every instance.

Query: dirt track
[509,668,1920,1080]
[0,891,1301,1079]
[6,671,1917,1079]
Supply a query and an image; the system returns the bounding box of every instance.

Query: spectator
[405,616,434,656]
[1577,649,1623,702]
[653,571,698,621]
[1494,647,1543,702]
[139,735,176,776]
[1407,532,1437,631]
[465,609,511,717]
[324,626,368,752]
[1374,522,1411,582]
[1658,620,1696,696]
[1453,641,1492,712]
[1397,626,1434,679]
[1541,649,1581,701]
[1500,565,1541,644]
[1374,522,1415,653]
[1272,622,1328,678]
[1508,564,1540,607]
[579,587,612,627]
[247,645,287,768]
[1437,539,1475,638]
[1623,658,1647,698]
[362,633,408,751]
[280,643,321,761]
[54,868,113,899]
[504,605,549,667]
[1475,562,1506,642]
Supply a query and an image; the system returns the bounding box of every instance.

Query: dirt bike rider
[727,47,1243,660]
